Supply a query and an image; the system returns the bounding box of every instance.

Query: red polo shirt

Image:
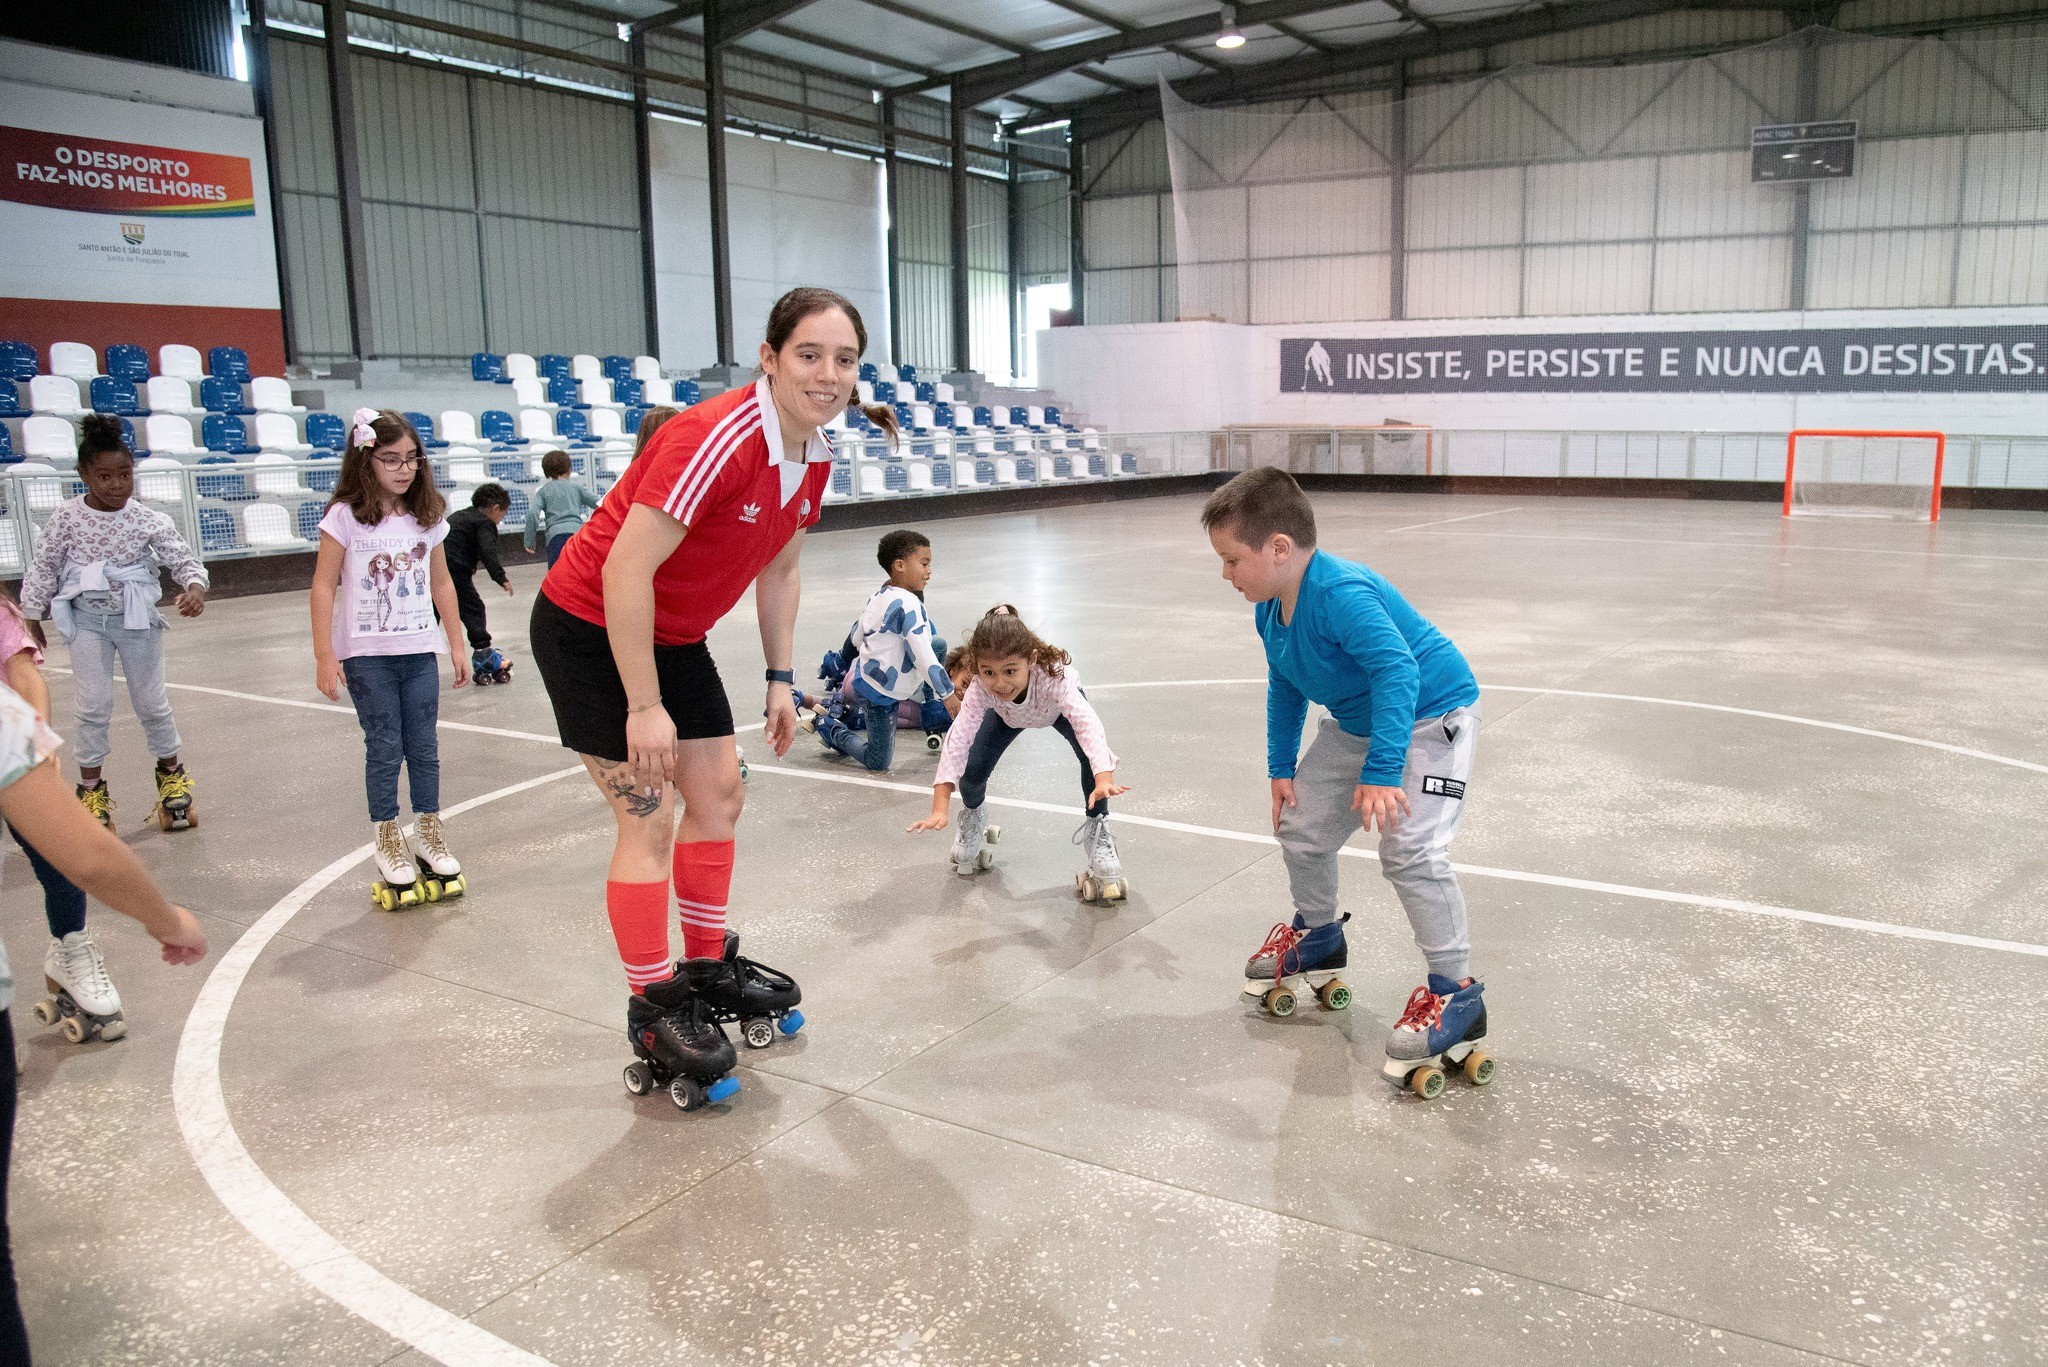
[541,377,833,645]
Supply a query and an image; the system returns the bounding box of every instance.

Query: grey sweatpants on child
[66,607,182,768]
[1277,706,1479,982]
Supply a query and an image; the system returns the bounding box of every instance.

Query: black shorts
[529,590,734,761]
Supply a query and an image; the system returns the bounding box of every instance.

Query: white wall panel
[1955,226,2048,305]
[1525,243,1653,315]
[1406,248,1521,318]
[1250,178,1391,257]
[1250,255,1389,324]
[1084,195,1165,269]
[1656,150,1796,237]
[1807,229,1957,308]
[1653,236,1791,312]
[1408,167,1523,249]
[1812,136,1964,230]
[1525,158,1657,242]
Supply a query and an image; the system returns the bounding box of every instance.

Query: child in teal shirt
[525,449,602,568]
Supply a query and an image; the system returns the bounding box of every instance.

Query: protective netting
[1158,26,2048,327]
[1786,431,1945,519]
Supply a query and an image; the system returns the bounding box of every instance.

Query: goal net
[1783,430,1945,521]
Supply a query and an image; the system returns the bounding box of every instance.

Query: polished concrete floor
[5,491,2046,1366]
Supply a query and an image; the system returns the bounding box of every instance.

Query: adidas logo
[739,502,760,523]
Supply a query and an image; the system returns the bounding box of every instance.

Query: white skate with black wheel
[370,819,424,911]
[1072,814,1128,903]
[34,929,126,1042]
[950,803,999,876]
[408,812,466,901]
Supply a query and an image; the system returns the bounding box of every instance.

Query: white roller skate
[1072,814,1128,903]
[950,803,1000,876]
[370,819,424,911]
[34,929,126,1042]
[407,812,466,901]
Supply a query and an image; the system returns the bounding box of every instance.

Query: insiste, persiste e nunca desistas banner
[1280,325,2048,396]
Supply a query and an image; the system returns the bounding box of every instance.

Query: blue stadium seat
[1119,452,1137,474]
[930,458,952,489]
[118,417,145,453]
[537,354,572,381]
[201,376,252,415]
[305,465,340,493]
[1054,456,1075,480]
[196,457,253,501]
[1010,406,1030,428]
[830,464,851,496]
[305,412,346,450]
[91,377,143,416]
[872,381,896,403]
[403,411,450,450]
[504,486,529,528]
[471,352,505,383]
[488,457,528,483]
[612,377,644,407]
[207,346,251,382]
[1044,405,1062,427]
[1088,453,1108,478]
[932,402,953,428]
[198,507,242,553]
[0,380,25,419]
[546,374,587,409]
[601,355,633,385]
[201,415,260,456]
[0,426,14,462]
[884,465,910,493]
[858,363,878,384]
[554,410,600,447]
[914,382,936,403]
[623,405,649,434]
[672,379,701,405]
[106,345,150,383]
[480,410,528,448]
[971,406,993,428]
[1014,457,1036,481]
[0,341,36,382]
[896,364,917,383]
[297,500,325,540]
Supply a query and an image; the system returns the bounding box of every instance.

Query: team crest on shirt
[739,502,760,523]
[799,498,811,517]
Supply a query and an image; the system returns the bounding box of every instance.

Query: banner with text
[1281,325,2047,395]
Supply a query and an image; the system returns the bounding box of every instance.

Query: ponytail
[858,402,900,449]
[965,603,1069,679]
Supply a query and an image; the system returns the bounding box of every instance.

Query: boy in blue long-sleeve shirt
[1203,468,1490,1089]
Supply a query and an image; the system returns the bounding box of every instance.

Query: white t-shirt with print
[318,504,451,661]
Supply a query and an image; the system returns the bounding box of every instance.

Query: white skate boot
[949,803,1000,876]
[408,812,467,901]
[35,929,126,1042]
[1072,814,1128,903]
[371,819,424,911]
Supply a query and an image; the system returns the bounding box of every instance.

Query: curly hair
[964,603,1068,679]
[76,414,133,471]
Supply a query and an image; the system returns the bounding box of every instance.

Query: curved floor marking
[173,766,583,1367]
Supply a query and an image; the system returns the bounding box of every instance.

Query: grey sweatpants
[1277,707,1479,982]
[66,607,182,768]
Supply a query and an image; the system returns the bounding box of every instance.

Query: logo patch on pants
[1421,776,1466,800]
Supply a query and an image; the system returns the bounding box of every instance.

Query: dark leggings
[956,712,1107,818]
[0,1013,30,1364]
[10,828,86,939]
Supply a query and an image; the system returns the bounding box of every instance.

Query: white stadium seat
[160,344,204,380]
[571,354,604,383]
[511,376,553,411]
[504,352,538,382]
[632,355,662,384]
[250,376,305,415]
[147,376,202,415]
[146,413,201,457]
[243,502,305,550]
[439,411,481,446]
[49,341,98,380]
[29,375,85,417]
[255,412,311,454]
[23,415,77,462]
[516,409,558,444]
[135,456,186,502]
[251,452,303,495]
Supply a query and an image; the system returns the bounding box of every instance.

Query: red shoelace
[1395,984,1445,1032]
[1253,922,1304,970]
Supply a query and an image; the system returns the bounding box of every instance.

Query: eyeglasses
[372,454,422,470]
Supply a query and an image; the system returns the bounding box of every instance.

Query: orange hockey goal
[1783,429,1945,522]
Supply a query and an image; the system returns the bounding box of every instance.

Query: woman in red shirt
[530,287,895,1108]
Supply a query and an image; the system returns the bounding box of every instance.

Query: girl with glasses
[309,407,473,911]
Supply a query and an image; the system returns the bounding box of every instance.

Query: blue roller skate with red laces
[1242,913,1351,1017]
[1382,974,1494,1100]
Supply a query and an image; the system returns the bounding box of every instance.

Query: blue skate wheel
[779,1009,804,1036]
[706,1075,741,1104]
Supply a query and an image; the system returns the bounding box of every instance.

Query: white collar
[753,376,836,465]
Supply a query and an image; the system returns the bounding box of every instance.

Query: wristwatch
[765,668,795,685]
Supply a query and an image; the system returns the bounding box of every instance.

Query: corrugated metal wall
[893,161,952,373]
[1137,20,2048,325]
[267,33,644,365]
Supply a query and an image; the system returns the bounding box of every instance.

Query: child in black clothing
[445,483,516,683]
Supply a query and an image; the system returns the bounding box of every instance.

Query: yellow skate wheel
[372,884,395,911]
[1411,1066,1445,1100]
[443,875,465,899]
[1263,986,1297,1018]
[1319,980,1352,1012]
[420,878,442,903]
[1462,1051,1495,1086]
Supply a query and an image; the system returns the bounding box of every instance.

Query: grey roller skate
[1242,913,1352,1017]
[1383,975,1495,1100]
[34,929,126,1043]
[1072,814,1128,903]
[950,802,1000,876]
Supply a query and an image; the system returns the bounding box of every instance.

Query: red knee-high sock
[606,880,672,993]
[674,840,734,961]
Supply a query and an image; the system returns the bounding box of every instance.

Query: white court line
[744,763,2048,959]
[1382,506,1524,534]
[173,765,584,1367]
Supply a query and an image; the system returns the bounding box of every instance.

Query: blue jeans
[545,531,573,567]
[343,653,441,822]
[819,696,897,771]
[9,828,86,938]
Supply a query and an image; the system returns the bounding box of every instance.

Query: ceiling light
[1215,4,1246,49]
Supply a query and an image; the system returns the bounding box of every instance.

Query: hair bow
[351,407,379,446]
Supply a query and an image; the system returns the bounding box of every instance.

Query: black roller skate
[151,762,197,831]
[691,932,805,1050]
[624,964,740,1111]
[472,647,513,685]
[77,780,114,830]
